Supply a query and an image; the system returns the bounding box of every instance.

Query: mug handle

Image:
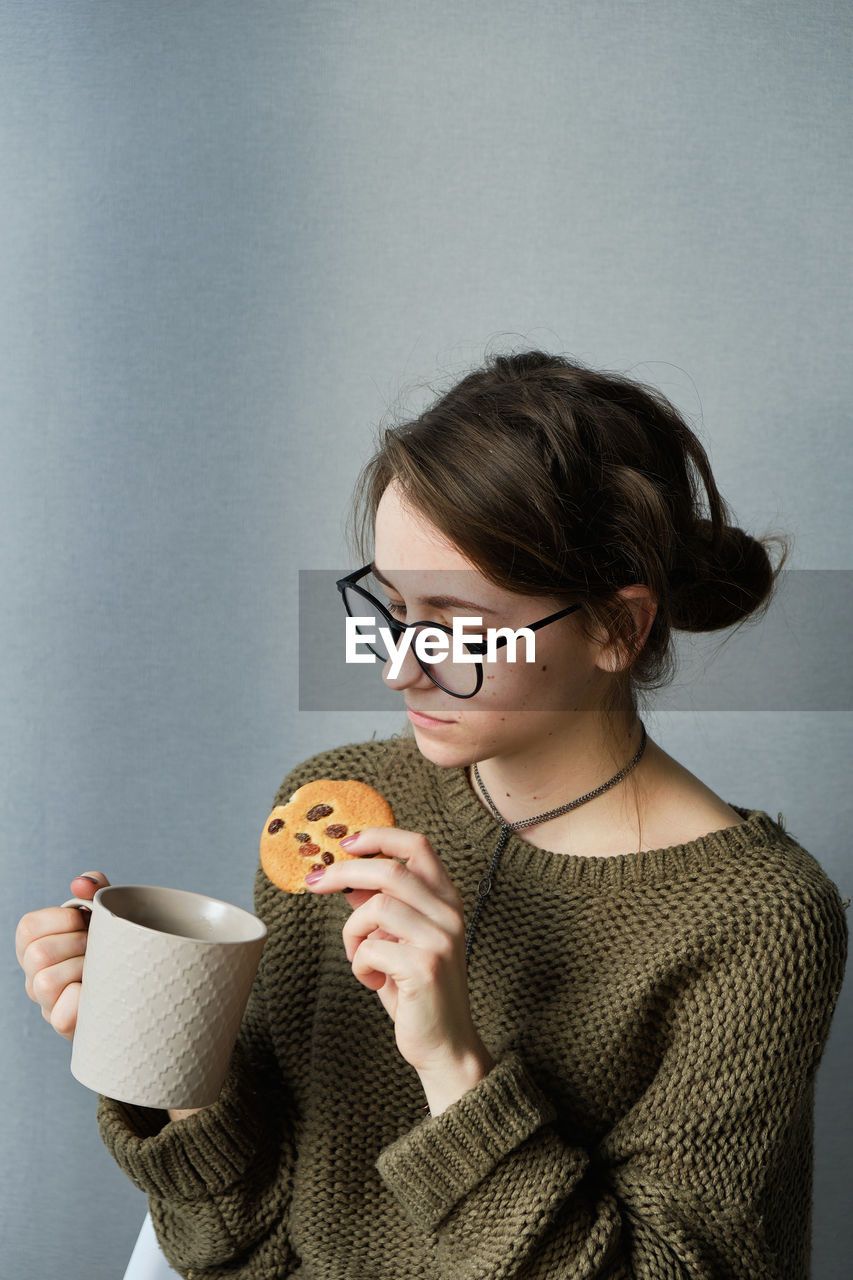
[61,897,93,912]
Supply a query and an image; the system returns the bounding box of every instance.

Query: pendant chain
[464,723,648,962]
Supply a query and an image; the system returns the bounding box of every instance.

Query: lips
[406,706,456,725]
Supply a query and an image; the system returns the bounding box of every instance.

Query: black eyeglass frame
[335,564,584,699]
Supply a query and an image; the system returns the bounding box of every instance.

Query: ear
[594,585,658,674]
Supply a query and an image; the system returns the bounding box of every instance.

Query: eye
[385,599,407,619]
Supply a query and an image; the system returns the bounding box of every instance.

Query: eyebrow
[371,563,498,616]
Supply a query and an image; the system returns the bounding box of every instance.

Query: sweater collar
[412,742,789,889]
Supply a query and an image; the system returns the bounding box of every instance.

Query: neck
[469,711,647,831]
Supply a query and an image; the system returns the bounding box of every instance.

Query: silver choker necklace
[465,723,648,962]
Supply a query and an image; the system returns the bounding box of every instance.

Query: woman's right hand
[14,871,109,1042]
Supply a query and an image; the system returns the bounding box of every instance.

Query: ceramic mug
[61,884,267,1110]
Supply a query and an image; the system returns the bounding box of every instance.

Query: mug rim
[92,884,268,946]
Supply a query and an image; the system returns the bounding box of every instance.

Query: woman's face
[371,481,615,768]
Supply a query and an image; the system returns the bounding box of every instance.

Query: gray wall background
[1,2,850,1276]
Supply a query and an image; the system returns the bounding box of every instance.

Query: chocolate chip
[300,843,321,857]
[294,832,309,842]
[321,851,334,865]
[324,823,348,839]
[267,818,285,834]
[306,803,334,821]
[310,863,323,872]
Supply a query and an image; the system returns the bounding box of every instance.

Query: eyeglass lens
[342,573,480,696]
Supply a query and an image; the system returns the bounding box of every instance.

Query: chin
[409,726,477,770]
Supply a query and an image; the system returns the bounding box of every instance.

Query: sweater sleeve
[375,876,849,1280]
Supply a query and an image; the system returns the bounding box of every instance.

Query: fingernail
[79,875,99,885]
[339,834,359,848]
[304,869,325,885]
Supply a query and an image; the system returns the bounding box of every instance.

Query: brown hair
[349,350,790,732]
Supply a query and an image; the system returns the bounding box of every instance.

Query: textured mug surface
[62,885,267,1109]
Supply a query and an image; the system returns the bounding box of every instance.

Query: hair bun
[669,519,784,632]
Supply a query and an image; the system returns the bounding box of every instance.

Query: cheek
[481,639,547,683]
[478,641,589,713]
[487,679,600,717]
[479,663,540,708]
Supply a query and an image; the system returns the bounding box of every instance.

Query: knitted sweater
[98,736,848,1280]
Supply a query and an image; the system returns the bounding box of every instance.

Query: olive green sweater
[98,736,848,1279]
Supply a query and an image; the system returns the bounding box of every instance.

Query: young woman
[17,351,848,1278]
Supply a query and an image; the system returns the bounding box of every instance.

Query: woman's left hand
[304,827,494,1114]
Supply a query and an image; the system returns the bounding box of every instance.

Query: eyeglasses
[336,564,583,699]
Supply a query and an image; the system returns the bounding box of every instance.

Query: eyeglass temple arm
[484,603,581,652]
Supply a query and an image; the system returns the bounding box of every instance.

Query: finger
[353,965,387,993]
[15,906,92,967]
[337,886,379,912]
[350,934,422,988]
[349,929,392,992]
[339,829,454,897]
[302,834,455,906]
[48,978,82,1040]
[308,849,461,931]
[369,926,399,943]
[22,926,89,988]
[30,954,85,1013]
[342,894,454,963]
[69,870,109,897]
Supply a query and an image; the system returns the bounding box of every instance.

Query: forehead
[371,481,565,617]
[373,481,474,573]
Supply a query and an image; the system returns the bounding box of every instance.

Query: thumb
[339,887,378,911]
[69,871,111,901]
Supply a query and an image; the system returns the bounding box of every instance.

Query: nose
[381,647,434,693]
